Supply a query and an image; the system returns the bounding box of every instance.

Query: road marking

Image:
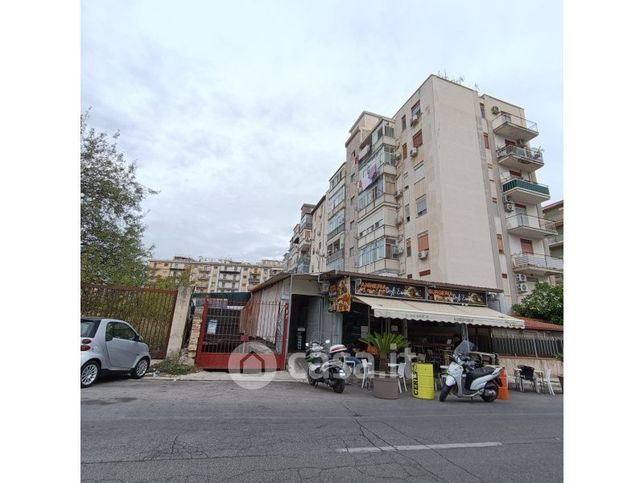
[337,442,502,453]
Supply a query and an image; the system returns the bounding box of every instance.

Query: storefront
[320,271,524,363]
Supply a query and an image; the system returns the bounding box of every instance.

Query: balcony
[327,249,344,264]
[492,114,538,142]
[358,257,400,275]
[546,233,564,248]
[502,178,550,204]
[357,224,399,248]
[512,253,563,276]
[496,145,544,172]
[506,214,556,239]
[357,192,397,221]
[327,222,345,240]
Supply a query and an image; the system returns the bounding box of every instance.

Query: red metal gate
[195,295,289,370]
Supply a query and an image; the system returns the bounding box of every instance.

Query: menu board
[427,288,487,306]
[328,276,351,312]
[354,279,426,300]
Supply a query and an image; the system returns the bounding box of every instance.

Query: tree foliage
[360,332,409,370]
[147,269,194,289]
[81,111,156,286]
[511,282,563,325]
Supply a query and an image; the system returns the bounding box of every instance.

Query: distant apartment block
[148,256,285,293]
[284,204,315,273]
[285,74,562,312]
[542,200,564,284]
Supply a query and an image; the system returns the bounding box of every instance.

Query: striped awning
[354,296,524,329]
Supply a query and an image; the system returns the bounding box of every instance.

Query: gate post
[165,286,193,360]
[187,296,208,365]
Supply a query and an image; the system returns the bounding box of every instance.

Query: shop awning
[353,296,524,329]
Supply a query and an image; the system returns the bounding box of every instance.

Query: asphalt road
[81,377,563,482]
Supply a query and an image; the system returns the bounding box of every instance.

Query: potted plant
[360,332,409,399]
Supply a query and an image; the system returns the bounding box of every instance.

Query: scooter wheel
[332,380,345,393]
[481,386,497,402]
[439,384,451,402]
[307,373,317,386]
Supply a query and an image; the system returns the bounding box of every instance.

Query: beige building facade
[289,74,562,313]
[148,257,285,293]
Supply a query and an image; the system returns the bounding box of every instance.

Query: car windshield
[454,340,476,356]
[81,319,100,338]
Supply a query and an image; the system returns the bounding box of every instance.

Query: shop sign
[427,288,487,306]
[328,277,351,312]
[354,279,426,300]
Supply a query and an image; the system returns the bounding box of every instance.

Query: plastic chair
[518,365,537,392]
[513,367,524,392]
[538,368,556,396]
[360,359,373,389]
[396,362,407,393]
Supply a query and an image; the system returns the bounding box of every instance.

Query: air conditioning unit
[504,202,515,212]
[319,281,330,293]
[394,152,402,161]
[502,195,511,204]
[410,147,418,157]
[491,106,500,115]
[395,189,403,198]
[418,250,428,259]
[410,114,420,125]
[515,274,527,283]
[517,139,526,146]
[517,283,529,293]
[392,246,403,256]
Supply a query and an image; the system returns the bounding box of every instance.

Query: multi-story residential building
[148,257,285,293]
[289,74,562,313]
[310,195,327,273]
[543,200,563,284]
[285,204,315,273]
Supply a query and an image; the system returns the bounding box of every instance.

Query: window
[480,103,485,118]
[404,204,410,222]
[492,197,497,203]
[418,233,429,251]
[406,238,412,257]
[416,196,427,217]
[401,115,407,130]
[414,162,425,182]
[419,269,431,277]
[328,186,345,210]
[350,220,354,230]
[412,130,423,148]
[81,319,100,338]
[402,143,408,159]
[497,235,504,253]
[411,100,421,117]
[351,173,355,182]
[502,273,508,279]
[520,238,534,255]
[108,322,137,341]
[349,247,355,257]
[509,170,522,179]
[484,133,489,149]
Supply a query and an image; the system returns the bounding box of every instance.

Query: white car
[81,317,151,388]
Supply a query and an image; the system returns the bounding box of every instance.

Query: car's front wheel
[131,357,149,379]
[81,361,100,388]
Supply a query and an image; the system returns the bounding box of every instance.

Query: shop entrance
[288,295,319,352]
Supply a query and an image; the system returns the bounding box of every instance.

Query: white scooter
[304,340,347,393]
[439,340,502,402]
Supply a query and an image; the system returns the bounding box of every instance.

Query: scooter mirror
[325,339,331,344]
[305,342,309,347]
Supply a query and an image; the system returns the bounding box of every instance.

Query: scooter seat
[469,367,496,378]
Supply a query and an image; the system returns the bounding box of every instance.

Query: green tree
[511,282,563,324]
[81,111,157,286]
[147,269,194,289]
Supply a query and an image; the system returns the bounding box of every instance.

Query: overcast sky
[81,0,562,262]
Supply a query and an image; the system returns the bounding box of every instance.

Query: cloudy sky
[81,0,562,262]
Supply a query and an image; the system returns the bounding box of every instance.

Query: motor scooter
[439,340,502,402]
[305,339,347,393]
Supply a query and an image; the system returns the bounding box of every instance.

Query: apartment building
[285,204,315,273]
[542,200,564,284]
[310,195,327,273]
[148,257,285,293]
[292,74,562,312]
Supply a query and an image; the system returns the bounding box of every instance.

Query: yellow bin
[411,362,435,400]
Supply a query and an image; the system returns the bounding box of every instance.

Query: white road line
[337,442,502,453]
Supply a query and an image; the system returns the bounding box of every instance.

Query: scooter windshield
[454,340,475,356]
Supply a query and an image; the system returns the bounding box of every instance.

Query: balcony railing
[492,113,538,134]
[327,222,345,240]
[547,233,564,245]
[506,214,556,234]
[512,253,563,272]
[327,249,344,264]
[496,145,544,171]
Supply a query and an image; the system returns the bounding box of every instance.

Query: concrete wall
[164,286,193,359]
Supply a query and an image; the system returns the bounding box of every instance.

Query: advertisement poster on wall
[427,288,487,306]
[328,277,351,312]
[354,279,426,300]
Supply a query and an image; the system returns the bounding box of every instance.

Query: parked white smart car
[81,317,151,388]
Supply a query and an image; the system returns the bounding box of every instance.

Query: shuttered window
[412,130,423,148]
[418,233,429,251]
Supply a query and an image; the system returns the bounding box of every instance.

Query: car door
[105,322,140,370]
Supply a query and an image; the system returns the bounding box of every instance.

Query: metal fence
[489,329,563,358]
[81,284,178,358]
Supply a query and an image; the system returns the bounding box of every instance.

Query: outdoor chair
[396,362,407,393]
[513,367,524,391]
[537,367,556,396]
[359,358,373,389]
[518,365,538,392]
